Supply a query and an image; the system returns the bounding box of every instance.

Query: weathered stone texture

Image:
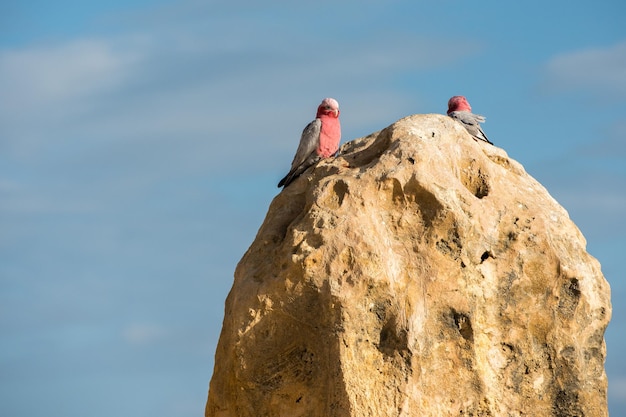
[206,114,611,417]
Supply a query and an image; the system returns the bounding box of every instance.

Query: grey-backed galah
[447,95,493,145]
[278,98,341,188]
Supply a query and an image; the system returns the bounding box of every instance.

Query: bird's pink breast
[317,116,341,158]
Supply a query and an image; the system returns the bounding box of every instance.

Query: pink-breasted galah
[447,96,493,145]
[278,98,341,188]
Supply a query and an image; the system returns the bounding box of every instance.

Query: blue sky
[1,1,624,416]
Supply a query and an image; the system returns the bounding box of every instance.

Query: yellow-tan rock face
[206,114,611,417]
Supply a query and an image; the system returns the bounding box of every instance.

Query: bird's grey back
[449,111,485,125]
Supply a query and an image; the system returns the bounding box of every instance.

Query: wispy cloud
[543,40,626,97]
[122,322,167,346]
[0,38,143,107]
[0,21,480,174]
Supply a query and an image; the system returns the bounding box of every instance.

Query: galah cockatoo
[278,98,341,188]
[447,96,493,145]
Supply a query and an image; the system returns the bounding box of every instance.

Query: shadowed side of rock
[205,114,611,417]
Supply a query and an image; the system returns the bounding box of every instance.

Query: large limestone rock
[205,114,611,417]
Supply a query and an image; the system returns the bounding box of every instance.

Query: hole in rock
[451,309,474,342]
[378,313,410,365]
[480,251,493,263]
[333,180,349,207]
[460,160,491,199]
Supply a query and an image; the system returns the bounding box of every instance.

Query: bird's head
[447,95,471,114]
[317,97,340,117]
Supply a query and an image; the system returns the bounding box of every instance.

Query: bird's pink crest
[317,97,340,117]
[447,95,472,113]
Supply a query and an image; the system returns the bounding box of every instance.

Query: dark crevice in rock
[450,308,474,342]
[378,313,411,367]
[460,159,491,199]
[404,177,444,228]
[558,278,581,319]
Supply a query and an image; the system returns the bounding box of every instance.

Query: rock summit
[206,114,611,417]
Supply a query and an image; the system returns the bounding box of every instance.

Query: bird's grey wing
[288,118,321,170]
[449,111,483,126]
[466,113,491,144]
[473,121,492,144]
[449,111,492,144]
[277,119,322,188]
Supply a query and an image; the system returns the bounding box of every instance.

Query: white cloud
[0,26,479,169]
[122,323,167,346]
[0,37,146,112]
[544,40,626,96]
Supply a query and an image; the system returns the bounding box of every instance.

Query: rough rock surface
[205,114,611,417]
